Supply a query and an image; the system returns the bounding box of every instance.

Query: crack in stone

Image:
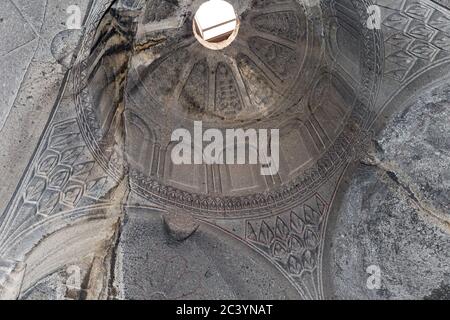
[360,152,450,233]
[106,216,123,300]
[134,37,167,53]
[384,169,420,204]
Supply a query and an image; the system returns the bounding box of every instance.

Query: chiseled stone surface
[0,258,26,299]
[163,212,200,241]
[0,0,39,131]
[0,0,89,215]
[113,209,301,300]
[326,82,450,300]
[373,84,450,221]
[0,0,448,300]
[327,164,450,300]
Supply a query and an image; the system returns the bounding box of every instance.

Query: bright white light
[194,0,237,42]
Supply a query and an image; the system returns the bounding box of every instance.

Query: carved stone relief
[0,0,448,300]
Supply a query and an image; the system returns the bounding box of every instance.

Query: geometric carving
[106,0,379,218]
[252,0,291,9]
[180,59,209,115]
[25,178,46,203]
[382,1,450,81]
[37,154,59,175]
[1,0,449,301]
[8,0,450,301]
[245,195,327,299]
[251,11,302,42]
[0,115,111,251]
[248,37,298,80]
[143,0,177,24]
[48,166,71,190]
[37,190,60,216]
[215,62,243,116]
[237,53,279,111]
[62,183,84,207]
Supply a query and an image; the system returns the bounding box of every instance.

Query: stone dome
[79,0,379,217]
[0,0,448,301]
